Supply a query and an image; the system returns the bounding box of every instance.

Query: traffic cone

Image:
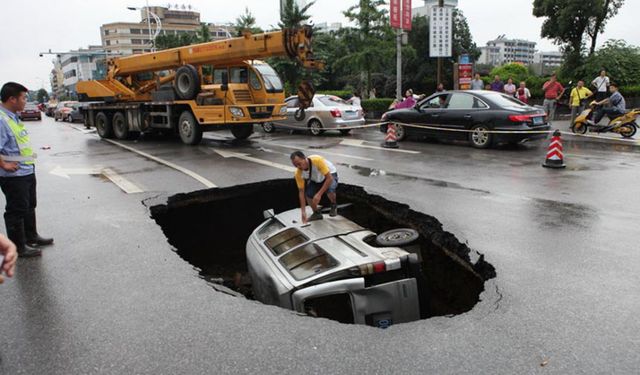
[542,129,566,169]
[382,123,399,149]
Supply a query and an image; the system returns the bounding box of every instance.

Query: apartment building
[413,0,458,18]
[478,35,537,66]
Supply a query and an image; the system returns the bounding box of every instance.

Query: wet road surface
[0,116,639,374]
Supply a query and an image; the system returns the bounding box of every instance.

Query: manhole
[150,179,495,326]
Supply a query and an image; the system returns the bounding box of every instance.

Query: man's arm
[311,173,333,208]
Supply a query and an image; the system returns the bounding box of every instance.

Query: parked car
[380,90,550,148]
[65,103,85,123]
[18,103,41,121]
[261,95,365,136]
[246,207,427,328]
[54,101,78,122]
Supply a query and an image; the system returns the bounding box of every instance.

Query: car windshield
[265,228,308,256]
[253,64,284,93]
[483,92,529,109]
[318,96,350,107]
[24,105,38,110]
[279,243,338,280]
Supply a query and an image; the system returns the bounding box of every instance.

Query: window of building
[106,40,111,46]
[131,39,143,45]
[131,29,141,34]
[104,30,109,36]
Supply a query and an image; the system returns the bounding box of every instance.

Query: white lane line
[256,140,374,161]
[340,139,421,154]
[211,148,296,172]
[104,139,217,188]
[102,168,144,194]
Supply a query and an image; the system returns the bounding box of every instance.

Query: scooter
[571,101,639,138]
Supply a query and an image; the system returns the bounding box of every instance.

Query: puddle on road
[150,179,495,325]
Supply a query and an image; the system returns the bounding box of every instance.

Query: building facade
[533,51,563,68]
[315,22,342,34]
[478,36,536,66]
[101,6,234,56]
[413,0,458,18]
[49,59,65,99]
[58,46,108,97]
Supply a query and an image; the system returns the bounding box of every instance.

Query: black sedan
[381,91,550,148]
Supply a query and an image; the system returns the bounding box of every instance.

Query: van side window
[279,243,338,280]
[265,228,308,256]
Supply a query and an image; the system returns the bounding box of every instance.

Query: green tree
[235,7,263,36]
[490,63,530,83]
[36,89,49,104]
[586,0,625,56]
[195,23,211,43]
[580,40,640,86]
[452,9,480,62]
[279,0,315,28]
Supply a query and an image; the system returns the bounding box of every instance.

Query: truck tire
[174,65,200,100]
[112,112,130,140]
[178,110,202,145]
[231,124,253,140]
[95,112,113,139]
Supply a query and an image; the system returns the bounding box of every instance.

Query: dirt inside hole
[150,179,496,321]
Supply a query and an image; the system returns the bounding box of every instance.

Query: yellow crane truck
[76,27,321,145]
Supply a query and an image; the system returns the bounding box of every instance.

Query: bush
[362,98,395,112]
[316,90,353,99]
[490,63,529,83]
[620,85,640,97]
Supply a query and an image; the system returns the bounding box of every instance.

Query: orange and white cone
[382,123,399,149]
[542,129,566,169]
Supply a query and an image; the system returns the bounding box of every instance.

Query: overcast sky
[1,0,637,92]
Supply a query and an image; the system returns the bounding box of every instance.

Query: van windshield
[253,64,284,93]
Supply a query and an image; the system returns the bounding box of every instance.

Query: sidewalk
[551,120,640,147]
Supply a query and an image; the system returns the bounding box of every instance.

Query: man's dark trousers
[0,172,37,249]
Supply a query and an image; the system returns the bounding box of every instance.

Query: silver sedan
[261,95,365,136]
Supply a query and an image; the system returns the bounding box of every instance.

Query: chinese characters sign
[429,6,452,57]
[390,0,412,30]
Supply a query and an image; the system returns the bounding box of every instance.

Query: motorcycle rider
[591,83,626,125]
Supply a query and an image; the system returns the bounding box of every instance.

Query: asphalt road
[0,116,639,374]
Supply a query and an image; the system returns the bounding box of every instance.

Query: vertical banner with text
[429,6,453,57]
[402,0,412,30]
[390,0,401,29]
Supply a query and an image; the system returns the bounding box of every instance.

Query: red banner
[390,0,401,29]
[402,0,412,30]
[459,64,473,90]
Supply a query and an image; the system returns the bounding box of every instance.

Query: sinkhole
[150,179,496,326]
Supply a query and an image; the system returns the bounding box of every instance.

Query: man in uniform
[290,151,338,223]
[0,82,53,257]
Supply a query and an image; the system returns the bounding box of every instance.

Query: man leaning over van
[290,151,338,223]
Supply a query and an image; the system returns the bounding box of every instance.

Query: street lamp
[127,2,162,52]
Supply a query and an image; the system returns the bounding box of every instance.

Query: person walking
[504,78,517,96]
[490,75,504,92]
[0,82,54,258]
[591,70,610,102]
[290,151,339,223]
[569,80,593,126]
[516,81,531,104]
[471,73,484,90]
[542,74,565,124]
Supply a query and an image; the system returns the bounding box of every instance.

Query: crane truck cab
[76,27,321,145]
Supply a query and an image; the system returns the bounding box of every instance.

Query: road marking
[211,148,296,172]
[102,168,144,194]
[256,140,374,161]
[340,139,421,154]
[68,124,97,134]
[49,166,144,194]
[104,139,217,188]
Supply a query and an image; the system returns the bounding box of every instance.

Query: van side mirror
[263,209,275,219]
[221,72,229,91]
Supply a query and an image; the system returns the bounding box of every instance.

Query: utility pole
[436,0,444,86]
[396,28,402,101]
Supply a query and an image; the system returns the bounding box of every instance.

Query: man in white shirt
[591,70,610,102]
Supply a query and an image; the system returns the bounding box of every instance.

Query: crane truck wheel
[95,112,113,139]
[230,124,254,140]
[112,112,130,140]
[174,65,201,100]
[178,110,203,145]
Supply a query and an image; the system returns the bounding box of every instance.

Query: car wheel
[95,112,113,138]
[178,110,203,145]
[469,124,493,149]
[308,119,324,136]
[339,129,351,135]
[261,122,276,133]
[394,124,407,141]
[376,228,419,247]
[620,123,637,138]
[112,112,130,140]
[230,124,254,140]
[67,115,73,122]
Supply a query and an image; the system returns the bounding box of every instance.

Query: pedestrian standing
[542,74,565,124]
[504,78,516,96]
[569,80,593,126]
[490,75,504,92]
[470,73,484,90]
[591,70,610,102]
[0,82,54,258]
[436,83,445,93]
[290,151,339,223]
[516,81,531,104]
[346,92,361,108]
